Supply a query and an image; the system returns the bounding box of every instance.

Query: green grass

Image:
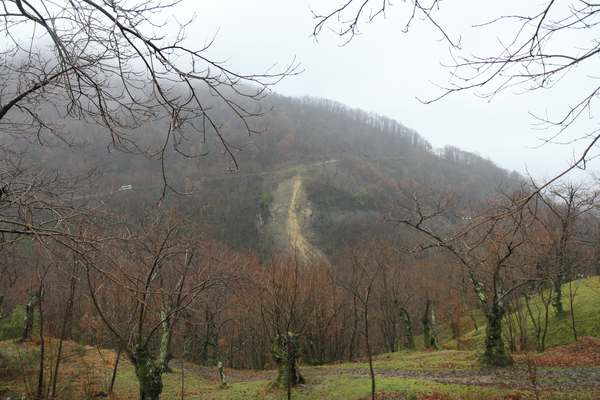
[1,337,599,399]
[141,373,597,400]
[111,370,510,400]
[446,277,600,352]
[0,306,25,341]
[329,349,479,373]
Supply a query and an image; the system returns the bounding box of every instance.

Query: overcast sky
[180,0,598,181]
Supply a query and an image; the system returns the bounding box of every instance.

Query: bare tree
[338,250,383,400]
[312,1,453,46]
[537,183,598,316]
[393,189,538,366]
[85,209,226,400]
[1,0,297,149]
[256,255,306,392]
[314,1,600,186]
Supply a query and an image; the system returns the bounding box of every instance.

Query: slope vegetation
[2,278,599,399]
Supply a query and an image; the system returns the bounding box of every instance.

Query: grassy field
[2,338,599,400]
[1,278,600,400]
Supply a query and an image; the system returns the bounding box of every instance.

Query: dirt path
[178,361,600,393]
[267,174,329,265]
[319,365,600,391]
[286,175,328,265]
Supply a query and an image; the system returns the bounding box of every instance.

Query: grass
[0,306,26,341]
[330,350,480,373]
[1,278,599,399]
[2,338,599,400]
[442,277,600,352]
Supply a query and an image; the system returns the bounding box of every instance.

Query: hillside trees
[537,183,598,317]
[0,0,296,254]
[394,189,539,365]
[314,1,600,183]
[0,0,296,157]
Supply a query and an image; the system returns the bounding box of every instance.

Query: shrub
[0,307,25,340]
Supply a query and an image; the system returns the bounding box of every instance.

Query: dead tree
[257,255,307,392]
[337,250,384,400]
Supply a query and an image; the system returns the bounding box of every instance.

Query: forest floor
[2,337,600,400]
[2,278,600,399]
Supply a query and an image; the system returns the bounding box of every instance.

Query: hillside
[450,277,600,353]
[28,94,522,259]
[2,278,599,400]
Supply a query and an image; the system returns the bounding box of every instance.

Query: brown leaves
[528,336,600,367]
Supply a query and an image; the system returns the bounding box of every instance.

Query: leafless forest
[2,1,600,400]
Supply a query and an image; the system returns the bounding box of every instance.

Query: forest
[2,1,600,400]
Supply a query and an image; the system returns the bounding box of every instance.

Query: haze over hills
[5,4,600,399]
[28,94,522,260]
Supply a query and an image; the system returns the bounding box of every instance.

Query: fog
[172,0,599,181]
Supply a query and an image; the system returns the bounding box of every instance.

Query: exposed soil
[268,174,329,265]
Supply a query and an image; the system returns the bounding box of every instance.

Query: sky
[178,0,598,181]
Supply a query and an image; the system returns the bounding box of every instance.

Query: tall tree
[86,210,225,400]
[394,189,538,365]
[537,183,598,316]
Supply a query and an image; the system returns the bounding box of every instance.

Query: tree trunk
[108,346,122,395]
[568,280,578,341]
[347,296,359,361]
[422,300,438,350]
[551,277,565,317]
[399,308,415,349]
[364,303,375,400]
[158,311,174,373]
[21,292,39,342]
[36,288,45,400]
[0,296,5,320]
[271,333,304,389]
[132,348,164,400]
[51,264,78,398]
[483,303,512,366]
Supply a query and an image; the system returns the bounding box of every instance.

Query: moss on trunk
[552,277,565,317]
[399,307,415,349]
[271,332,305,388]
[422,300,438,350]
[482,304,512,367]
[132,347,164,400]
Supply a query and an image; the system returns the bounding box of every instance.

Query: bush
[0,307,25,340]
[0,342,39,379]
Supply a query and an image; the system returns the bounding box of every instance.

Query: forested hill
[29,94,523,257]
